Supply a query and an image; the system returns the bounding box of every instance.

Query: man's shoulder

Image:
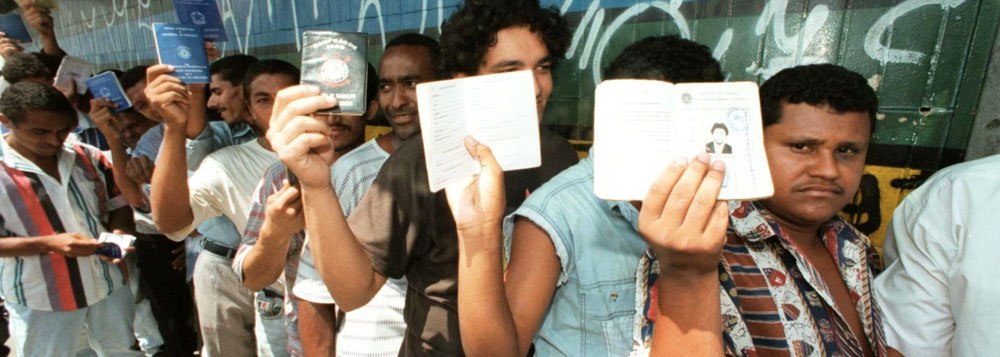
[521,158,597,209]
[334,139,390,172]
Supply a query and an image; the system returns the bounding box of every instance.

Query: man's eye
[404,81,419,89]
[536,64,552,73]
[790,143,810,152]
[379,84,392,93]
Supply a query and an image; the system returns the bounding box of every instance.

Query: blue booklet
[173,0,227,42]
[152,23,210,84]
[0,13,31,43]
[85,71,132,112]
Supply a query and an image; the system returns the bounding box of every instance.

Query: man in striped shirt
[0,81,140,356]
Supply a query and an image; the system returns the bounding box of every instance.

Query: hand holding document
[417,70,541,192]
[152,23,210,83]
[593,80,773,201]
[85,71,132,112]
[54,56,93,95]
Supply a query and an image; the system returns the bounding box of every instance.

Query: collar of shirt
[0,134,77,186]
[230,122,253,140]
[728,200,867,250]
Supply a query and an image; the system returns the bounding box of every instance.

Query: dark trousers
[135,234,199,356]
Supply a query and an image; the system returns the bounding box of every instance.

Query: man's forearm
[456,227,520,357]
[185,85,209,139]
[650,271,724,356]
[0,236,51,257]
[150,124,195,234]
[39,34,64,58]
[301,185,382,311]
[107,141,146,208]
[241,224,295,291]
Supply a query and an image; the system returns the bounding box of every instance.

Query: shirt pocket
[579,280,636,356]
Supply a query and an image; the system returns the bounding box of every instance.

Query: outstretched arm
[146,65,196,238]
[267,86,386,311]
[20,4,64,57]
[89,98,146,208]
[641,154,728,356]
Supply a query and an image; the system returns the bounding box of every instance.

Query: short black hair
[121,65,149,91]
[385,33,442,77]
[439,0,569,77]
[760,64,877,134]
[711,122,729,135]
[242,59,301,103]
[0,81,75,124]
[604,36,723,83]
[210,54,258,85]
[1,53,53,84]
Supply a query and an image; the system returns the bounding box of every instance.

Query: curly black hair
[209,54,258,85]
[603,35,723,83]
[760,64,877,134]
[438,0,569,77]
[1,52,53,84]
[0,81,75,124]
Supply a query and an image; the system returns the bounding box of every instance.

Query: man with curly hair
[265,0,578,354]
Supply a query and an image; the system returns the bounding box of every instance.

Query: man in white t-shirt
[147,58,297,357]
[874,153,1000,357]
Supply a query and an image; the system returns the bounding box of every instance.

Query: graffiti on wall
[63,0,968,80]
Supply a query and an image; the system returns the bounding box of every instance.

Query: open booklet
[95,232,137,259]
[417,70,541,192]
[54,56,94,95]
[593,80,773,201]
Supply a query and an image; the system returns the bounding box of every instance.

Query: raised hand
[20,4,54,37]
[89,98,123,144]
[46,233,101,257]
[0,34,23,60]
[263,180,305,240]
[266,85,339,190]
[444,137,506,238]
[144,65,190,128]
[638,153,729,276]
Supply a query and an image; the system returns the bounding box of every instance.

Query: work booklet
[54,56,94,95]
[593,80,773,201]
[85,71,132,112]
[300,31,368,115]
[0,13,31,43]
[152,23,210,83]
[417,70,541,192]
[173,0,227,41]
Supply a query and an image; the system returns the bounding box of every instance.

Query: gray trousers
[193,250,256,357]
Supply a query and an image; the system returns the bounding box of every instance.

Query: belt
[203,239,237,259]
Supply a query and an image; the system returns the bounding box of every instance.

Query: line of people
[0,0,991,356]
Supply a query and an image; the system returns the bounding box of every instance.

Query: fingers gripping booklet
[593,80,773,201]
[417,70,541,192]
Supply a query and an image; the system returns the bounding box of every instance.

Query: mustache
[386,107,417,117]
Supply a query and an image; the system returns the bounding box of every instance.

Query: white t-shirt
[874,153,1000,357]
[165,140,278,241]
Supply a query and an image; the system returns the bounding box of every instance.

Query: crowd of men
[0,0,994,356]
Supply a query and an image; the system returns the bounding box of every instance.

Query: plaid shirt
[233,162,305,356]
[0,138,128,311]
[634,201,887,356]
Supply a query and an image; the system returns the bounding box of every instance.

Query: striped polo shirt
[0,137,128,312]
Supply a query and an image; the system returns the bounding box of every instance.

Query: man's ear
[0,114,12,128]
[365,100,379,121]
